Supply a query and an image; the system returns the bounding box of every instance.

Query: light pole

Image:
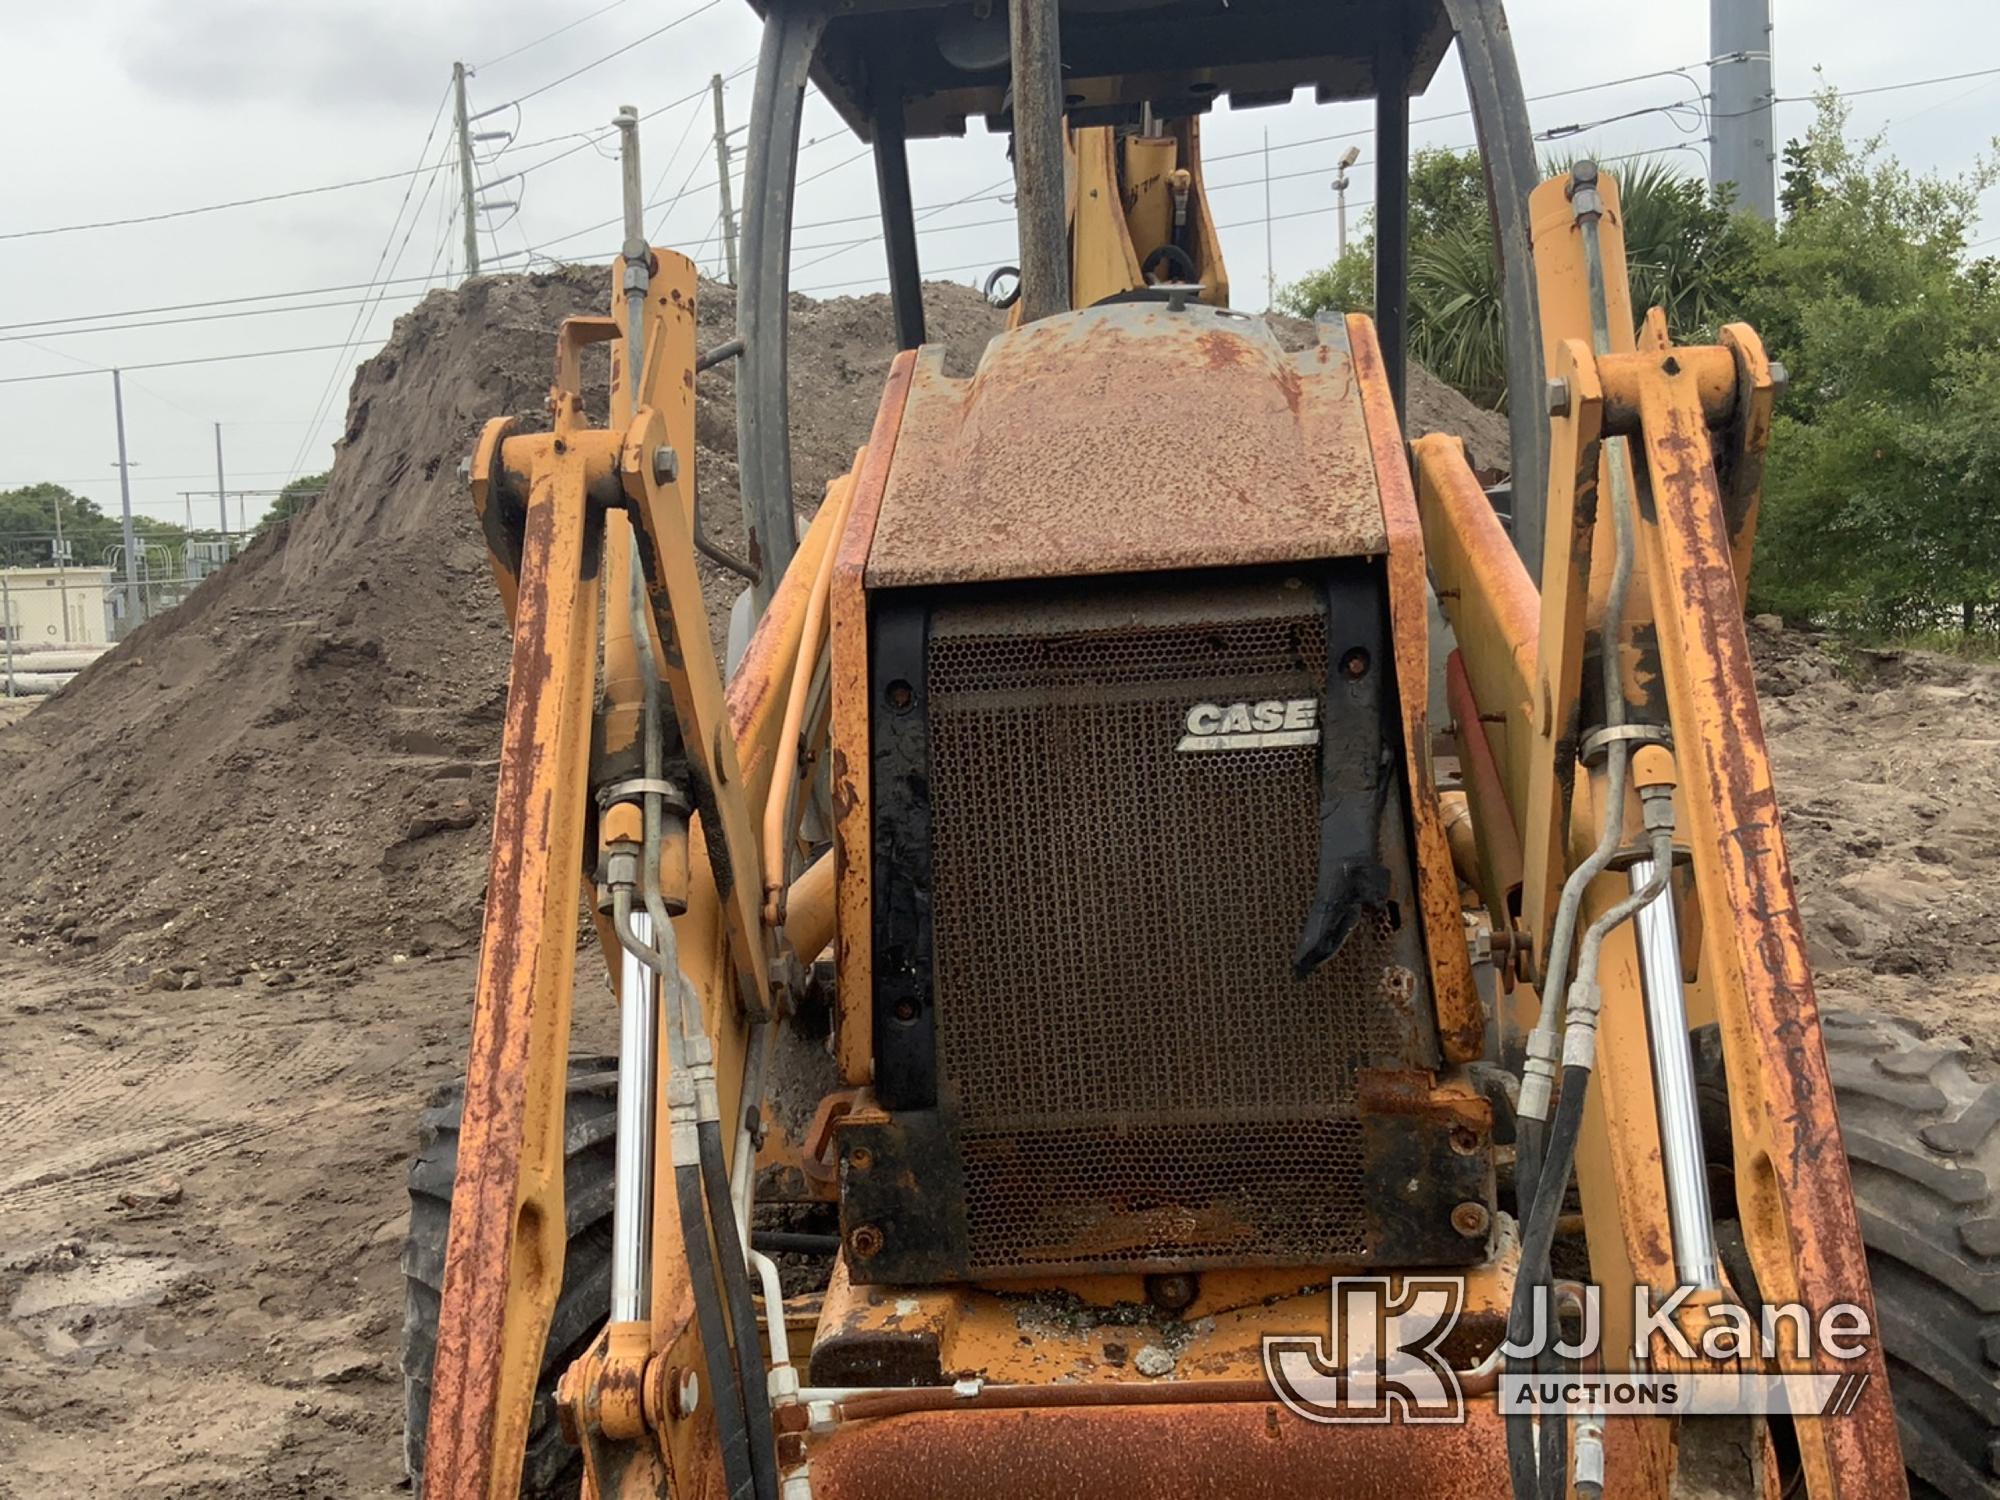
[1333,145,1361,259]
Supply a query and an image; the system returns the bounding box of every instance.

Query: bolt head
[1451,1201,1492,1240]
[652,444,680,486]
[1546,377,1573,420]
[849,1223,885,1260]
[672,1367,700,1419]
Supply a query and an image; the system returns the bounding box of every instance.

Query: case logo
[1177,697,1320,752]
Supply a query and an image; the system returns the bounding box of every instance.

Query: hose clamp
[597,775,690,814]
[1580,722,1671,766]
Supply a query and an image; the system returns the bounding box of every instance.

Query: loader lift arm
[1418,166,1902,1496]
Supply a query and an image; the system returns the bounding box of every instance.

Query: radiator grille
[924,590,1414,1273]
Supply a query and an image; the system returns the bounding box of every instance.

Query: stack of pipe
[4,642,109,697]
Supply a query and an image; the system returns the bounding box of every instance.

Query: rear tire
[1696,1011,2000,1498]
[400,1057,620,1497]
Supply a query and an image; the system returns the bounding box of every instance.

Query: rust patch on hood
[865,303,1387,589]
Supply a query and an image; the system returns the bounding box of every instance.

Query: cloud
[113,0,548,109]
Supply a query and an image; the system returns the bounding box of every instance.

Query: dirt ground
[6,628,1994,1497]
[0,950,459,1497]
[4,265,1992,1494]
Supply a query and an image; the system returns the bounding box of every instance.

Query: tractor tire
[400,1056,621,1497]
[1695,1011,2000,1498]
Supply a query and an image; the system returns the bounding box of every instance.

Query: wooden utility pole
[111,369,139,623]
[1009,0,1069,323]
[711,74,740,285]
[453,62,481,276]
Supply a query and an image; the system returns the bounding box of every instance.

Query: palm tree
[1283,150,1757,411]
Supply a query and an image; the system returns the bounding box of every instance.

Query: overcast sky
[2,0,1995,538]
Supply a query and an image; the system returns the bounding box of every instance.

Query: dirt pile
[1754,623,2000,1056]
[0,278,1513,983]
[0,271,999,982]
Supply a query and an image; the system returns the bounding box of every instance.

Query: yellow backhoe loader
[398,3,2000,1496]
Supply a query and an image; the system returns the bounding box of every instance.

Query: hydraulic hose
[617,552,764,1498]
[1509,163,1650,1499]
[1508,825,1675,1500]
[701,1117,781,1500]
[675,1158,758,1500]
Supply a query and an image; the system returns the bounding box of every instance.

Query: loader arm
[1417,167,1903,1498]
[425,247,838,1499]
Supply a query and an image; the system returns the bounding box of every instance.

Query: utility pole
[1,574,14,697]
[711,74,740,285]
[50,488,69,643]
[453,62,482,276]
[213,422,229,542]
[1009,0,1069,324]
[111,369,139,626]
[1710,0,1776,221]
[1264,128,1275,308]
[1334,144,1360,259]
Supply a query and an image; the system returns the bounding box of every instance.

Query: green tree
[0,483,187,572]
[1741,93,2000,633]
[254,471,331,537]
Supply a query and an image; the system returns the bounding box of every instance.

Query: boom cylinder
[1628,858,1718,1288]
[611,910,659,1323]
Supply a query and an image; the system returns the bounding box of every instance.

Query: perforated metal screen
[923,583,1417,1273]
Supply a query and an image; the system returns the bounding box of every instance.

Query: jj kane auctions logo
[1262,1279,1877,1423]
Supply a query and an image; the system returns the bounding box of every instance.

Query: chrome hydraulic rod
[1628,858,1718,1288]
[610,909,659,1325]
[614,106,650,397]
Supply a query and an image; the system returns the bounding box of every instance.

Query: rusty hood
[863,301,1390,590]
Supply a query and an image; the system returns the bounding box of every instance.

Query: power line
[1200,56,1736,167]
[0,60,750,245]
[284,98,458,480]
[466,60,760,209]
[0,468,302,487]
[1779,63,2000,106]
[796,259,999,295]
[0,343,364,387]
[475,0,723,116]
[643,93,714,241]
[0,273,472,334]
[0,293,442,344]
[18,53,1988,384]
[492,133,851,267]
[1537,96,1708,143]
[0,161,467,244]
[475,0,638,71]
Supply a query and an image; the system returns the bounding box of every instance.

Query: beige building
[0,568,114,647]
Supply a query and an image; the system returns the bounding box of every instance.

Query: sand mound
[0,274,1514,982]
